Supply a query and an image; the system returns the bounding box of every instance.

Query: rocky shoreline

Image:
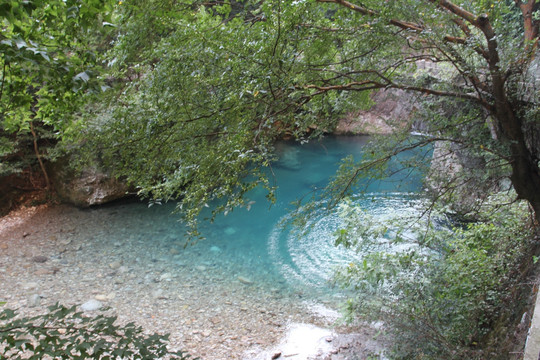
[0,204,385,359]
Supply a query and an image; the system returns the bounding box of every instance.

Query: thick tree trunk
[509,142,540,223]
[474,7,540,223]
[493,96,540,224]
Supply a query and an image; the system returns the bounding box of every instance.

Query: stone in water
[238,276,253,285]
[109,261,122,270]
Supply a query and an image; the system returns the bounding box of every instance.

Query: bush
[334,193,536,359]
[0,303,195,359]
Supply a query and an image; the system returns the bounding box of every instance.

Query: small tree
[333,193,537,359]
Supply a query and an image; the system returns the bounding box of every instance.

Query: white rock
[23,282,39,290]
[95,294,108,301]
[81,299,102,311]
[152,289,166,299]
[210,246,221,253]
[28,294,40,307]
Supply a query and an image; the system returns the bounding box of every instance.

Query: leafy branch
[0,303,195,360]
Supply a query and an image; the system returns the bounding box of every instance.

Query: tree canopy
[77,0,540,232]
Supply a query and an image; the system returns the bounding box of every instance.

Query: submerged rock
[31,255,48,263]
[160,272,173,282]
[109,260,122,270]
[276,147,301,170]
[238,276,253,285]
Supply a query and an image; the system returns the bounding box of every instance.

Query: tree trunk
[493,96,540,224]
[476,9,540,222]
[30,122,51,191]
[516,0,539,44]
[509,141,540,224]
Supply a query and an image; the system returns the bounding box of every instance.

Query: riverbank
[0,203,385,359]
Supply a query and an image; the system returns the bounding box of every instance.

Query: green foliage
[0,0,116,177]
[74,0,538,237]
[0,303,194,359]
[333,193,536,359]
[81,0,378,237]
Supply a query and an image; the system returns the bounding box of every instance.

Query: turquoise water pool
[94,135,427,300]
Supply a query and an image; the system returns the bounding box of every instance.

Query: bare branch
[297,76,492,110]
[316,0,376,16]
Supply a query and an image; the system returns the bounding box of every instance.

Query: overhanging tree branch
[298,76,493,111]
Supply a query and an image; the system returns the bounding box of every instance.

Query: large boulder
[49,161,131,207]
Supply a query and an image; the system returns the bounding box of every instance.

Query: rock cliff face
[49,162,131,207]
[0,173,49,216]
[334,89,421,135]
[427,140,508,217]
[335,82,506,217]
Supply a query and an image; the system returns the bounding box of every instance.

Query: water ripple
[267,193,426,289]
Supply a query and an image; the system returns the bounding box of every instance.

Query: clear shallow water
[93,135,427,301]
